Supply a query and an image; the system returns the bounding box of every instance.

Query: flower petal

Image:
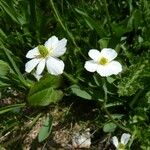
[88,49,101,61]
[84,60,98,72]
[107,61,122,75]
[52,38,67,57]
[26,47,40,58]
[96,65,110,76]
[46,57,64,75]
[112,136,119,148]
[97,61,122,76]
[33,73,42,81]
[121,133,131,145]
[25,58,41,73]
[36,59,46,75]
[100,48,117,62]
[44,36,59,50]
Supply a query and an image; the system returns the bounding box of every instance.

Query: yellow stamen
[38,45,49,57]
[98,57,108,65]
[118,143,125,150]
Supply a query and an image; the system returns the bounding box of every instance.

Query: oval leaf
[103,122,117,133]
[28,75,63,106]
[30,74,62,95]
[71,85,92,100]
[28,88,63,106]
[38,115,53,142]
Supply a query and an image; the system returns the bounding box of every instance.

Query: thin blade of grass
[0,103,25,115]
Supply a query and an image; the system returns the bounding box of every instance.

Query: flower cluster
[25,38,130,149]
[25,36,122,80]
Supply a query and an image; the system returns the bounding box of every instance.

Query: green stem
[63,72,78,84]
[103,0,113,36]
[49,0,78,48]
[102,79,131,133]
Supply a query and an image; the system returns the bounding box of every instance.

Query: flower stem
[102,79,131,133]
[63,72,78,84]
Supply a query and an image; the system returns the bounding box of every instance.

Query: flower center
[118,143,125,150]
[98,57,108,65]
[38,45,49,57]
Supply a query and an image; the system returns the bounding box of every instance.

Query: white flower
[112,133,131,150]
[25,36,67,76]
[84,48,122,77]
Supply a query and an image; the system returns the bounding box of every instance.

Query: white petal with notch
[46,57,64,75]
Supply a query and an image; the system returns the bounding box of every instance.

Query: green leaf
[75,8,106,37]
[0,1,21,24]
[106,76,116,84]
[28,75,63,106]
[38,115,53,142]
[2,46,28,88]
[0,103,25,115]
[0,80,10,88]
[146,91,150,103]
[29,74,62,94]
[118,58,149,96]
[103,122,117,133]
[111,22,128,38]
[71,85,92,100]
[28,88,63,106]
[0,60,10,88]
[0,29,7,39]
[0,60,10,76]
[98,38,110,49]
[127,9,142,30]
